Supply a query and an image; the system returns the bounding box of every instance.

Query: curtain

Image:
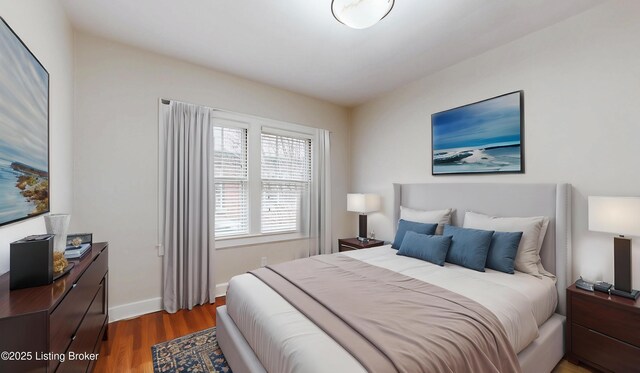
[161,101,216,313]
[310,129,332,256]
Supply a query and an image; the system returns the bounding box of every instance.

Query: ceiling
[60,0,603,106]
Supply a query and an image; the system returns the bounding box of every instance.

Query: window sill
[215,232,309,249]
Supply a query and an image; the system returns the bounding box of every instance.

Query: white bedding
[226,246,558,373]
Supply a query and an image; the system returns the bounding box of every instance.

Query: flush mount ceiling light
[331,0,395,29]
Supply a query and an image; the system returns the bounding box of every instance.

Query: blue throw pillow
[486,231,523,274]
[443,225,494,272]
[392,219,438,249]
[397,231,452,266]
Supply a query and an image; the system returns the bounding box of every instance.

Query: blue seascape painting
[0,18,49,226]
[432,91,522,175]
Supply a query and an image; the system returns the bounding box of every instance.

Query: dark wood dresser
[566,283,640,372]
[0,242,109,373]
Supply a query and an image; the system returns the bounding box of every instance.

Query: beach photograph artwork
[432,91,523,175]
[0,18,49,226]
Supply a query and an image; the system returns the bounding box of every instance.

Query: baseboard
[216,282,228,298]
[109,297,162,322]
[108,283,229,323]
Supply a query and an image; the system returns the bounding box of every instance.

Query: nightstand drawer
[573,324,640,372]
[339,244,360,251]
[572,295,640,346]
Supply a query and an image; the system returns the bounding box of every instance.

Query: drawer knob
[71,335,76,341]
[72,283,77,288]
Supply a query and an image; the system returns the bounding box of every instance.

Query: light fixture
[347,193,381,241]
[588,196,640,300]
[332,0,395,30]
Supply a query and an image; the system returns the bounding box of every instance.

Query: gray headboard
[393,183,572,315]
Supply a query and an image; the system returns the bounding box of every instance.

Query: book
[64,243,91,259]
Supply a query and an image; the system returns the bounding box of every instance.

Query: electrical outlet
[261,257,268,267]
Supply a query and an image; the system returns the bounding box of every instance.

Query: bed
[217,183,572,373]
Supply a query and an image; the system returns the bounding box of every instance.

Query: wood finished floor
[95,297,593,373]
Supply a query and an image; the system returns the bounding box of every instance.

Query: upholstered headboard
[393,183,572,315]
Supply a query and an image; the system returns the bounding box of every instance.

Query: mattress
[226,246,558,373]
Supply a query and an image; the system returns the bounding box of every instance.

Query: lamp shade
[332,0,394,29]
[347,193,380,214]
[588,196,640,236]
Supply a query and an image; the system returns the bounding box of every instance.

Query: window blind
[214,126,249,237]
[261,133,311,234]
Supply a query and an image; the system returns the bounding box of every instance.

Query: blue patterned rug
[152,327,231,373]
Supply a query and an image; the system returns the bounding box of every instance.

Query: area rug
[152,327,231,373]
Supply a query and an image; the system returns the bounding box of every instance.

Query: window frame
[211,111,316,250]
[212,123,249,238]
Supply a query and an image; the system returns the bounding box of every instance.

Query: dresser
[566,283,640,372]
[0,242,109,373]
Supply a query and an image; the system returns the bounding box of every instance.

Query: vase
[44,214,70,252]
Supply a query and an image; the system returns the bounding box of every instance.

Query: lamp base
[610,287,640,300]
[358,214,368,240]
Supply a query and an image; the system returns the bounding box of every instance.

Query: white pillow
[400,206,453,235]
[463,211,551,278]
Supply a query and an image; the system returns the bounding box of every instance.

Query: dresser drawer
[50,248,108,371]
[56,281,107,373]
[573,324,640,372]
[572,295,640,347]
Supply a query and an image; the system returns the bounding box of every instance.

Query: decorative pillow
[442,225,493,272]
[400,206,453,235]
[397,231,452,266]
[392,219,438,249]
[486,231,523,274]
[463,211,550,278]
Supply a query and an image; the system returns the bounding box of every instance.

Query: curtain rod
[160,98,333,135]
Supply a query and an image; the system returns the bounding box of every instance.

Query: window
[212,116,315,244]
[261,133,311,234]
[213,126,248,237]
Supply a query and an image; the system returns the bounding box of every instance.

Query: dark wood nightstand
[566,283,640,372]
[338,238,385,252]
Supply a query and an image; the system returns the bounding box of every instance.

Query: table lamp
[347,193,380,242]
[588,196,640,300]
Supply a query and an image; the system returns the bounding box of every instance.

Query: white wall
[72,32,351,317]
[351,1,640,289]
[0,0,74,274]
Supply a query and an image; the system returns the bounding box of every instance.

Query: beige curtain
[309,129,333,256]
[161,101,216,313]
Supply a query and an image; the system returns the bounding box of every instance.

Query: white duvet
[226,246,558,373]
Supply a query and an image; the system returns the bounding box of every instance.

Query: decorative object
[588,196,640,300]
[44,214,70,253]
[52,251,68,274]
[0,17,49,226]
[331,0,394,29]
[9,234,54,290]
[152,327,230,373]
[52,262,74,281]
[431,91,524,175]
[66,233,93,247]
[347,193,380,241]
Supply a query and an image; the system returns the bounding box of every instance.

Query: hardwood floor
[94,297,593,373]
[94,297,225,373]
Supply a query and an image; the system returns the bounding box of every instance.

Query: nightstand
[566,283,640,372]
[338,238,385,252]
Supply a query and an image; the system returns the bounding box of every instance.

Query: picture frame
[0,17,50,226]
[431,91,524,175]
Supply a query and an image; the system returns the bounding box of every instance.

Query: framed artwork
[0,17,50,226]
[431,91,523,175]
